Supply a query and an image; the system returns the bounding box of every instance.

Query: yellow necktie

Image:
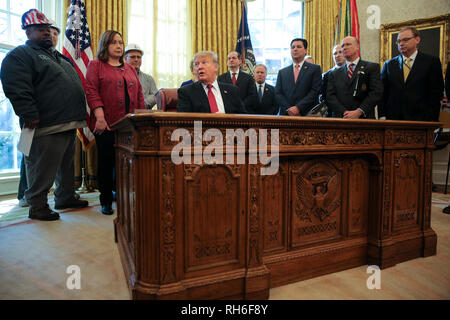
[403,57,412,82]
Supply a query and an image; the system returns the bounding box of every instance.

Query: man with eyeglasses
[124,44,158,109]
[380,27,444,121]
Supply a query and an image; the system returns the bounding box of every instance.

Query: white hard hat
[125,43,144,56]
[47,18,60,34]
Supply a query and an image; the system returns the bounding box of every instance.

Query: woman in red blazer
[85,30,145,215]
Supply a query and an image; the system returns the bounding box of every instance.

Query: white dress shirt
[293,61,305,74]
[346,57,360,69]
[402,50,418,69]
[201,80,225,113]
[229,70,239,82]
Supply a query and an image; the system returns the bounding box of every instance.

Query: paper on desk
[18,128,35,157]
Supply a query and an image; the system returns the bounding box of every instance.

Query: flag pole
[241,1,245,64]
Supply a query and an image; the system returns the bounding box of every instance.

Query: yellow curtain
[190,0,242,75]
[304,0,339,73]
[65,0,127,56]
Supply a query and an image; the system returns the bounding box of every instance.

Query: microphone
[353,71,365,97]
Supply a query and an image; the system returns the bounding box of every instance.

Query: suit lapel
[295,63,310,88]
[195,82,212,113]
[350,60,365,85]
[222,72,232,84]
[219,84,232,113]
[236,70,244,86]
[338,65,350,86]
[286,64,295,87]
[395,55,406,86]
[405,52,421,84]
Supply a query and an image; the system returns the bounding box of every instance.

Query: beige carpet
[0,192,449,300]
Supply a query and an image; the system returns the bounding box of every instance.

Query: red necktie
[294,64,300,83]
[348,63,355,79]
[207,84,219,113]
[232,72,237,85]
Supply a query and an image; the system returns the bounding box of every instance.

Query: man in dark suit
[380,27,444,121]
[327,36,383,119]
[247,64,278,115]
[217,51,256,111]
[320,44,345,104]
[275,38,322,116]
[177,51,245,114]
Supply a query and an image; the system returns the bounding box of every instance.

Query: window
[247,0,304,85]
[128,0,189,88]
[0,1,63,197]
[0,0,40,175]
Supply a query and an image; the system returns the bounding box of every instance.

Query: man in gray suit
[326,36,383,119]
[275,38,322,116]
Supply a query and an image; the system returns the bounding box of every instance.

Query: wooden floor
[0,192,449,300]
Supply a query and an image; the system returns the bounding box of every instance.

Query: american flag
[62,0,94,150]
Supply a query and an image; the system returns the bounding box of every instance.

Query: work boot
[54,198,89,210]
[29,205,60,221]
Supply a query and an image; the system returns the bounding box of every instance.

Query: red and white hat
[21,9,51,30]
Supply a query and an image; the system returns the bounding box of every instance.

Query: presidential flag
[236,2,256,76]
[62,0,95,150]
[335,0,360,46]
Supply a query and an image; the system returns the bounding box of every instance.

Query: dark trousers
[17,155,28,200]
[94,130,116,206]
[25,129,76,209]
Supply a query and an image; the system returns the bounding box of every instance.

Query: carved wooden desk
[112,112,439,300]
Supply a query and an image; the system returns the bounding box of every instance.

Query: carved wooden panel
[184,165,242,273]
[392,151,424,231]
[262,162,287,253]
[291,159,343,247]
[111,113,438,300]
[280,130,382,146]
[347,159,369,236]
[382,151,392,236]
[138,128,156,150]
[117,151,135,261]
[161,159,176,282]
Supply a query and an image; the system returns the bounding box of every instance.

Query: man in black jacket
[275,38,322,116]
[248,64,278,115]
[217,51,256,112]
[327,36,383,119]
[1,9,88,221]
[380,27,444,121]
[177,51,245,114]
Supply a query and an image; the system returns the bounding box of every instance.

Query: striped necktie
[347,63,355,79]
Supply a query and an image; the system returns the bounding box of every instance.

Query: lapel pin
[224,90,228,94]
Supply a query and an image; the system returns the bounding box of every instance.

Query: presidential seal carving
[295,164,341,223]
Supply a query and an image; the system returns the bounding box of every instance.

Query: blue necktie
[258,84,263,103]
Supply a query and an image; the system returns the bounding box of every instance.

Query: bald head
[341,36,359,62]
[332,44,345,67]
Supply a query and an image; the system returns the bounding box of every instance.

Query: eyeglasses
[128,55,142,59]
[396,37,415,44]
